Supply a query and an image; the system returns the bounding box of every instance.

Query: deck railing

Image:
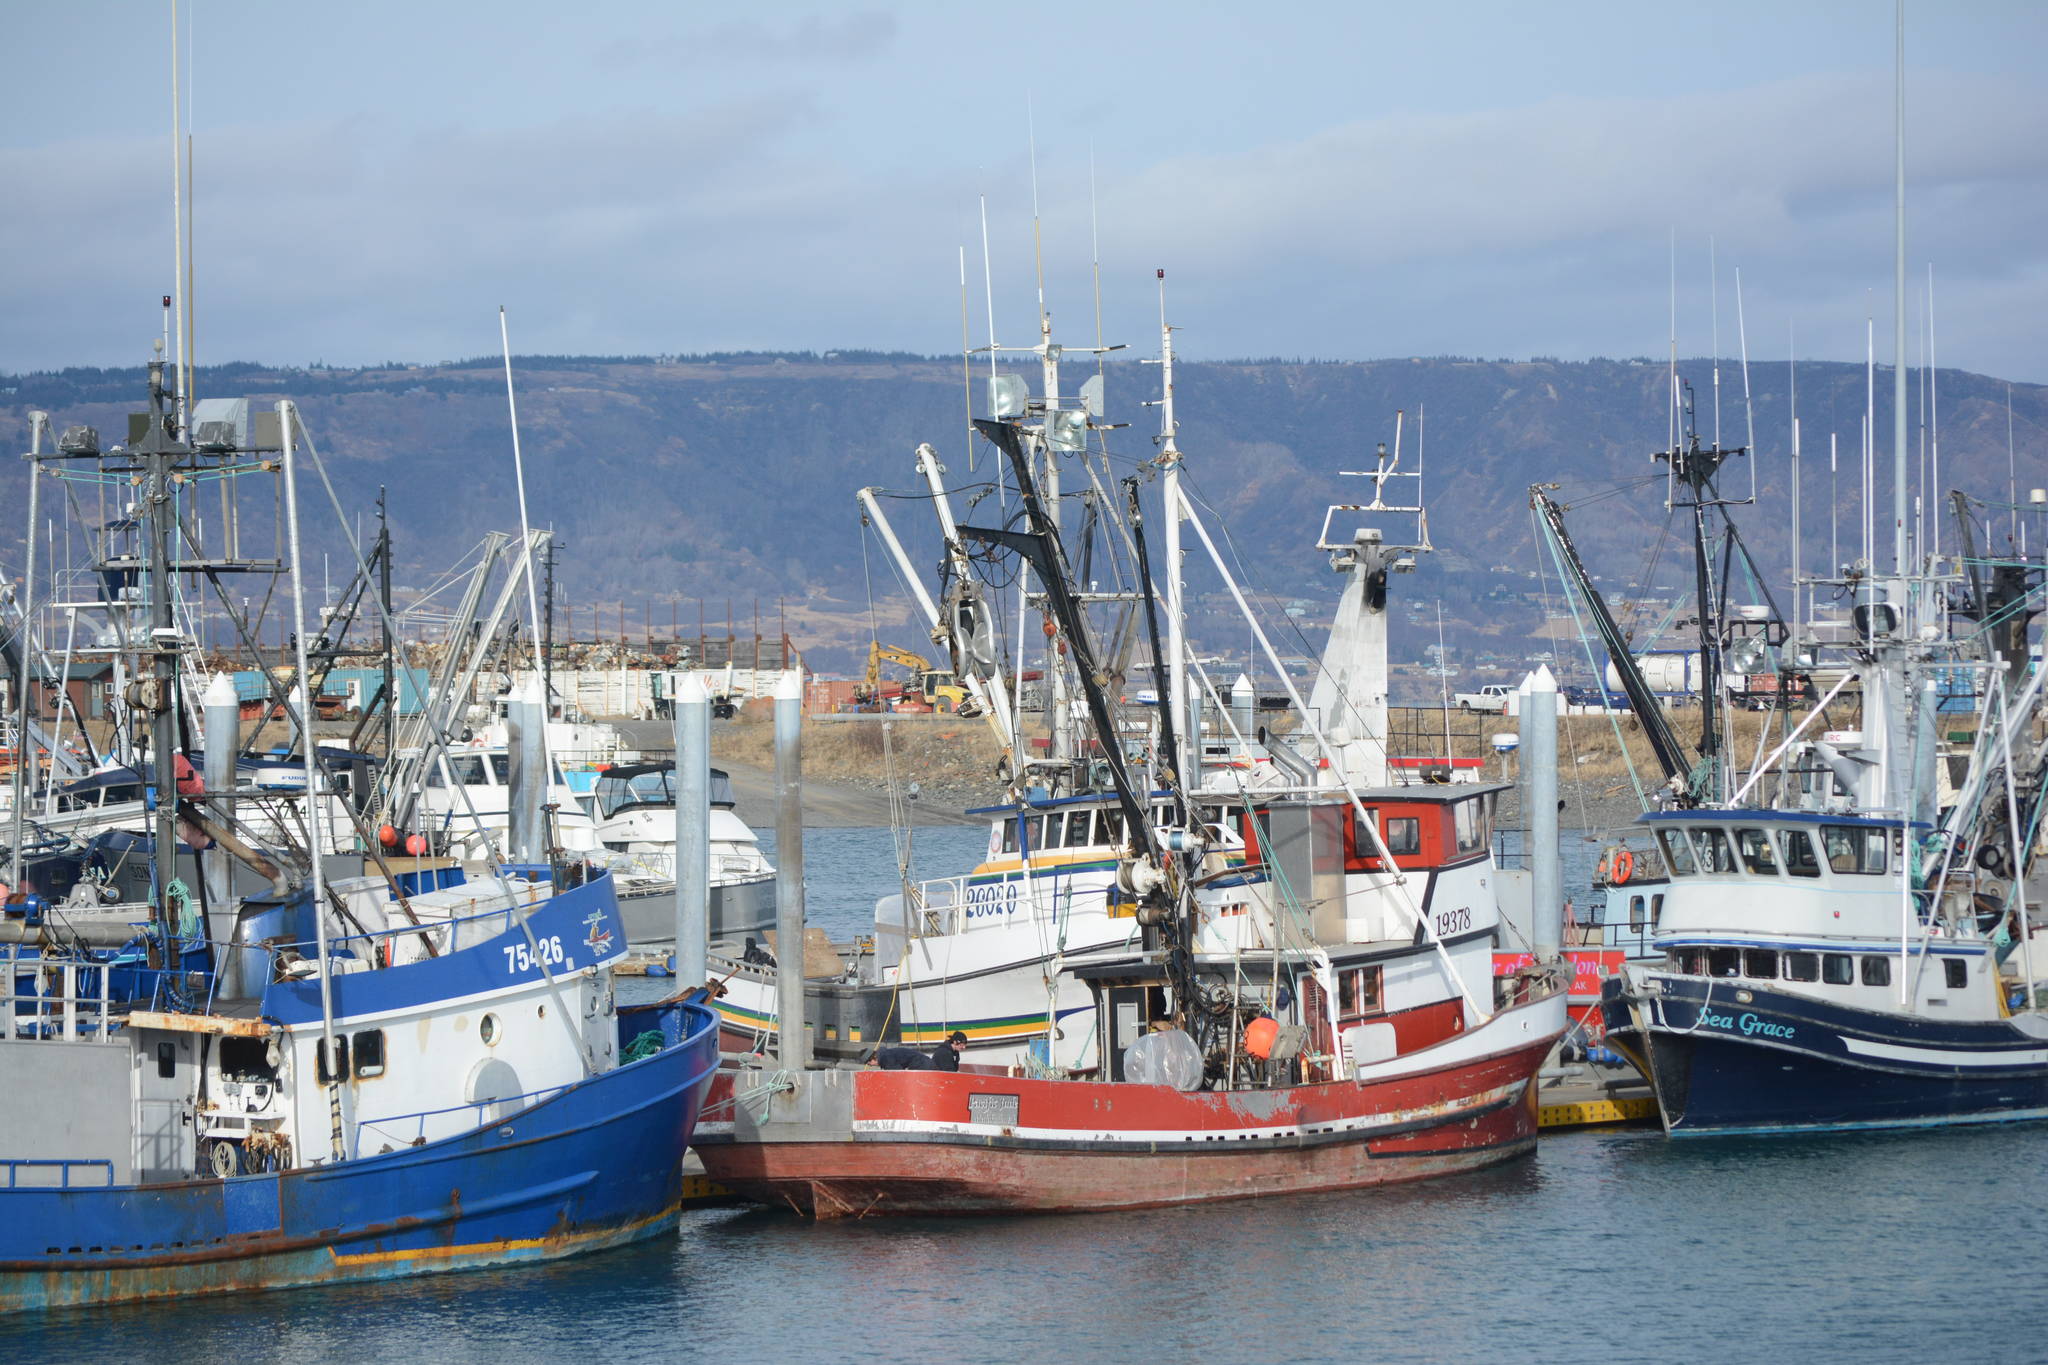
[352,1083,573,1157]
[1,945,115,1041]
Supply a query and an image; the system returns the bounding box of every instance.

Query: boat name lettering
[1697,1007,1795,1040]
[504,936,566,974]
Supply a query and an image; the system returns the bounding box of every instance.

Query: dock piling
[1526,665,1561,961]
[674,673,710,989]
[773,671,808,1069]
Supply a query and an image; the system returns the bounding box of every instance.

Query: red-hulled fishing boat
[695,976,1561,1216]
[693,381,1568,1215]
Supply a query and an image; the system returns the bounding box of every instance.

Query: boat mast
[138,361,187,965]
[281,401,346,1160]
[1154,271,1190,788]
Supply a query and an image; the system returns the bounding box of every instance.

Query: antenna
[979,193,1001,509]
[2008,383,2018,546]
[1156,269,1178,458]
[959,245,974,471]
[1089,141,1107,457]
[498,307,547,658]
[1927,261,1939,560]
[1667,228,1679,473]
[169,0,186,436]
[1027,95,1046,329]
[1789,321,1802,642]
[1830,430,1840,576]
[1735,265,1756,503]
[1891,0,1909,581]
[1865,309,1876,568]
[1710,235,1721,449]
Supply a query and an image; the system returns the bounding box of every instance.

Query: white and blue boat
[0,360,719,1312]
[0,857,717,1311]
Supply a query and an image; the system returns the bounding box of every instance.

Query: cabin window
[1000,818,1020,854]
[353,1030,386,1078]
[1383,817,1421,856]
[156,1041,177,1079]
[1628,895,1646,931]
[488,753,511,784]
[1735,829,1779,876]
[1743,949,1779,979]
[1707,947,1741,977]
[448,754,486,787]
[424,758,447,789]
[1098,809,1125,846]
[1691,828,1738,874]
[1037,814,1065,850]
[1659,829,1697,876]
[1823,954,1855,985]
[1784,952,1820,982]
[1650,893,1665,927]
[1337,964,1383,1019]
[1942,959,1968,990]
[1822,825,1887,875]
[317,1037,351,1085]
[1778,829,1823,878]
[1452,798,1485,855]
[1065,811,1094,847]
[1860,955,1892,987]
[1671,948,1704,974]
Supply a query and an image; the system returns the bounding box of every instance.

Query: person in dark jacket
[930,1030,967,1071]
[876,1030,969,1071]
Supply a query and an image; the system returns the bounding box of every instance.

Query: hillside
[1,353,2039,691]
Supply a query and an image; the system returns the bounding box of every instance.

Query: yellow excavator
[857,643,977,715]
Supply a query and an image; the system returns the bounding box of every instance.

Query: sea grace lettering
[1697,1007,1795,1040]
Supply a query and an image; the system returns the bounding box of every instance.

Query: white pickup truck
[1453,684,1514,713]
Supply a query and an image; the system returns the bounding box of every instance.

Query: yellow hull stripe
[328,1202,678,1267]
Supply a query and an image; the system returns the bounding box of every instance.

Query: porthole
[480,1013,500,1046]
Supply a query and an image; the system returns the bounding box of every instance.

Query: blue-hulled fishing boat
[0,864,719,1312]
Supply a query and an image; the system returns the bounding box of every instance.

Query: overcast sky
[7,1,2046,382]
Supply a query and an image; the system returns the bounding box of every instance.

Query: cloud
[3,66,2044,382]
[594,11,897,71]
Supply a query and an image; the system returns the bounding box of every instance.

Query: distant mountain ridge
[2,353,2040,681]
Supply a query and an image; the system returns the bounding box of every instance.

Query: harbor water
[5,827,2043,1360]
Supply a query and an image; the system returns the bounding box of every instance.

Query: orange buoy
[1611,849,1635,885]
[1042,618,1058,638]
[404,833,428,856]
[377,825,399,848]
[1243,1015,1279,1060]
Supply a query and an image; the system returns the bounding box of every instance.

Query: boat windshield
[597,767,676,819]
[1821,825,1888,875]
[1658,829,1696,876]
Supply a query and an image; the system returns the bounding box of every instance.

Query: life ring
[1610,849,1635,885]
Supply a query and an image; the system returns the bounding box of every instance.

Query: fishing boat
[1547,387,2048,1135]
[694,303,1568,1212]
[705,317,1547,1078]
[0,360,720,1310]
[584,760,776,945]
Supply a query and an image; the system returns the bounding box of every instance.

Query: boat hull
[696,994,1564,1216]
[617,872,776,947]
[0,1000,720,1313]
[1601,974,2048,1136]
